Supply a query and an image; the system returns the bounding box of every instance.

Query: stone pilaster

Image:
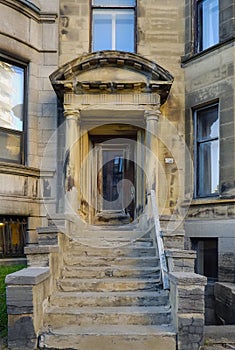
[144,108,161,193]
[64,108,81,213]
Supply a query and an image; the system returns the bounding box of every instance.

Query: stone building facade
[0,0,235,349]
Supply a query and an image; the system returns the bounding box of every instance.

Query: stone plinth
[6,267,50,350]
[169,272,207,350]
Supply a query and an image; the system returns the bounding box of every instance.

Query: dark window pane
[102,150,124,210]
[192,238,218,280]
[195,103,219,197]
[0,129,22,163]
[204,239,218,279]
[198,140,219,196]
[0,61,24,131]
[197,105,219,140]
[93,0,135,6]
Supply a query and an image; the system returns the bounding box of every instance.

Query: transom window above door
[91,0,136,52]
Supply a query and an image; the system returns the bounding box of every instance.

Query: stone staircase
[38,226,176,349]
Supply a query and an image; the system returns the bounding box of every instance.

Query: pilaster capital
[64,107,81,120]
[144,108,161,122]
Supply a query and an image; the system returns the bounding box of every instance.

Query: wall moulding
[0,0,57,23]
[0,162,40,178]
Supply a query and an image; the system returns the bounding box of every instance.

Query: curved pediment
[50,51,174,104]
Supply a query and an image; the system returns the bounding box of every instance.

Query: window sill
[191,196,235,206]
[0,162,40,178]
[181,37,235,66]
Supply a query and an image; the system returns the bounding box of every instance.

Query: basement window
[191,238,218,280]
[0,216,27,258]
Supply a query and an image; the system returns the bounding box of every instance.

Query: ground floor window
[0,57,27,164]
[191,238,218,280]
[194,103,219,198]
[0,216,27,258]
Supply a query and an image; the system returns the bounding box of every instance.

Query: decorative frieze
[64,92,160,107]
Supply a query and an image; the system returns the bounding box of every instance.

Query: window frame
[195,0,219,53]
[0,215,27,258]
[90,0,137,53]
[194,102,220,198]
[0,54,28,165]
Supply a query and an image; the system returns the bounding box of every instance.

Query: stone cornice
[50,51,174,105]
[0,0,57,23]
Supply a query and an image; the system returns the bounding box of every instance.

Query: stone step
[39,325,176,350]
[61,265,160,279]
[44,305,171,328]
[65,245,156,257]
[57,277,161,292]
[63,255,159,267]
[71,237,154,248]
[50,290,169,308]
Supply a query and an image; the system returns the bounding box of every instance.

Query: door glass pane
[93,13,112,51]
[93,0,135,7]
[0,61,24,131]
[116,12,134,52]
[198,140,219,196]
[102,150,124,210]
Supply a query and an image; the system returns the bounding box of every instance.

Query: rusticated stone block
[7,286,33,314]
[8,315,37,350]
[214,282,235,324]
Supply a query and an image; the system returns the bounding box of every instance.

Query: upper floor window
[0,57,26,163]
[194,103,219,197]
[91,0,136,52]
[196,0,219,52]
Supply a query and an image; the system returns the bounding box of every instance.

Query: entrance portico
[50,50,173,224]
